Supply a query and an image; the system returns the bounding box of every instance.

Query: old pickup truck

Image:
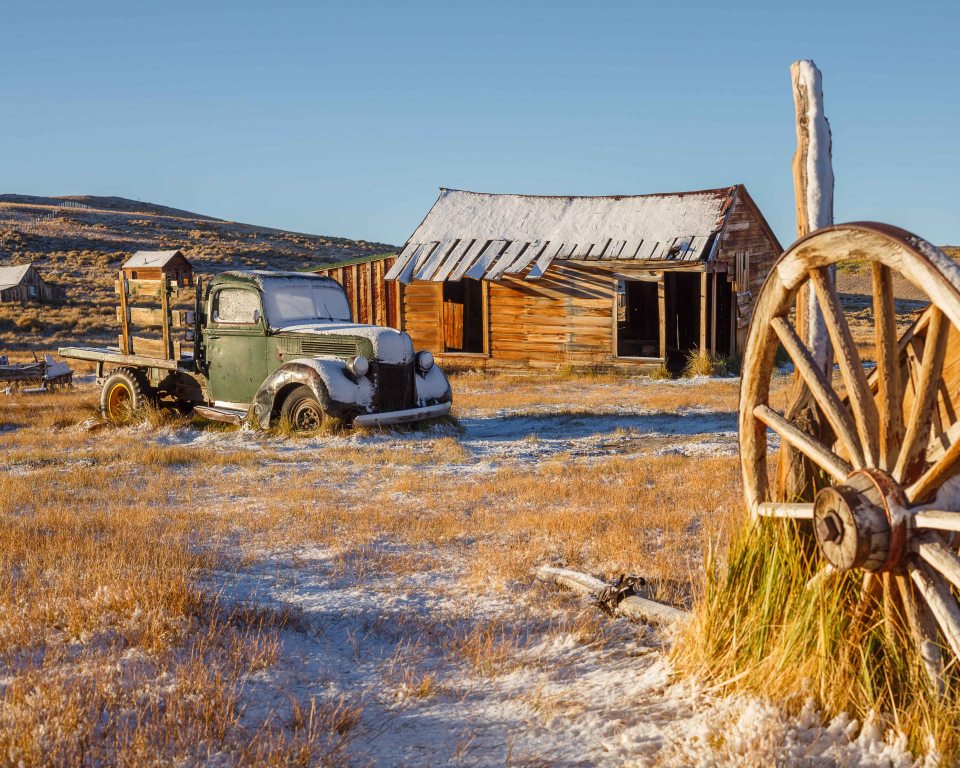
[59,270,452,431]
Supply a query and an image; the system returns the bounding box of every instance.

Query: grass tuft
[682,348,730,378]
[673,518,960,758]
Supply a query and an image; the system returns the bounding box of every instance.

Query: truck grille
[373,362,415,412]
[282,336,359,357]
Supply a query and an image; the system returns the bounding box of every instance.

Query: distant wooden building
[0,264,65,304]
[122,250,193,286]
[317,185,782,370]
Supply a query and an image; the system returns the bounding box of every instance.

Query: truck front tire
[100,368,154,424]
[279,385,330,433]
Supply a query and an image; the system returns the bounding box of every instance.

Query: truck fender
[415,365,453,407]
[249,358,373,428]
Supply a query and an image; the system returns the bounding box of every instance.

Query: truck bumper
[353,402,451,428]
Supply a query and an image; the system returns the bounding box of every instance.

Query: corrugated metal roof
[122,250,185,269]
[386,186,737,283]
[0,264,32,291]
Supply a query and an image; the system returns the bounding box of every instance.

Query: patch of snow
[214,544,924,767]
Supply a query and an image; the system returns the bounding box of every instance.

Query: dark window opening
[615,279,659,358]
[442,279,485,353]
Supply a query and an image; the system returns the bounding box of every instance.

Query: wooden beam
[710,273,717,355]
[699,271,708,354]
[117,271,130,355]
[658,279,666,359]
[160,277,172,359]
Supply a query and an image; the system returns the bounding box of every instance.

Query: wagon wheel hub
[813,469,908,573]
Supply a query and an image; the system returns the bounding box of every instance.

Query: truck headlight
[416,350,434,373]
[347,355,369,378]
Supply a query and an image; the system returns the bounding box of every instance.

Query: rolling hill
[0,195,397,351]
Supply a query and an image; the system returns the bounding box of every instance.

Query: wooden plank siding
[714,188,783,352]
[314,256,403,329]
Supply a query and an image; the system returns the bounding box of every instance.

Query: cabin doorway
[615,279,660,358]
[663,272,702,368]
[442,279,486,353]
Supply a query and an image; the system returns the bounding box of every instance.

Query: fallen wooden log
[533,566,689,627]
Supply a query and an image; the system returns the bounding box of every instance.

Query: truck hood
[274,322,415,364]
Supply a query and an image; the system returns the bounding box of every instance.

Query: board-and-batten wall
[314,256,403,329]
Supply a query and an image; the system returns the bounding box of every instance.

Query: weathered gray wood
[895,572,945,696]
[809,266,880,466]
[912,510,960,532]
[912,534,960,592]
[771,316,863,468]
[909,562,960,662]
[791,59,835,371]
[754,403,852,482]
[753,501,814,519]
[532,566,688,627]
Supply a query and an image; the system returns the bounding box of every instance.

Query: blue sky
[3,0,957,246]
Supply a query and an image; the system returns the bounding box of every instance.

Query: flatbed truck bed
[58,346,196,377]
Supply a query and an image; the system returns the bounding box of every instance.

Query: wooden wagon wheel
[740,222,960,690]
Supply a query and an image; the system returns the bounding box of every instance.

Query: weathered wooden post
[791,59,835,371]
[778,59,836,500]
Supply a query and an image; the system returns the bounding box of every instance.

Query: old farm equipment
[740,223,960,686]
[735,60,960,693]
[0,354,73,392]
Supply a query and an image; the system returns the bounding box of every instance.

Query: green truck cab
[60,270,452,431]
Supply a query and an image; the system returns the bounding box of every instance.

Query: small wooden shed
[122,250,194,287]
[0,264,65,304]
[318,184,782,370]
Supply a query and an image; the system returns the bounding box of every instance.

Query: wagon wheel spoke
[804,563,837,591]
[754,403,852,483]
[809,266,880,466]
[895,307,949,486]
[913,509,960,533]
[753,501,814,519]
[873,263,903,472]
[907,441,960,505]
[908,560,960,662]
[852,572,884,636]
[771,316,864,468]
[911,534,960,592]
[895,571,945,694]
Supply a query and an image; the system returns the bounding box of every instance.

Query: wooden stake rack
[114,271,196,360]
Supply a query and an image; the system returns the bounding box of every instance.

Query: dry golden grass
[0,370,768,763]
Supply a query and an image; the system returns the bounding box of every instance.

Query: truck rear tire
[100,368,154,424]
[280,385,329,433]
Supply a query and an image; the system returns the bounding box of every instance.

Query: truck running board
[193,405,246,425]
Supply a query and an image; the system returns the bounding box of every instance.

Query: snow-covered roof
[122,250,187,269]
[0,264,32,291]
[386,186,737,283]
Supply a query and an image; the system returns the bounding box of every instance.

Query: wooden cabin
[317,185,782,370]
[0,264,65,304]
[122,250,194,287]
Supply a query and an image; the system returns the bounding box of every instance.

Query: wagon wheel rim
[106,382,132,421]
[291,401,323,432]
[739,222,960,690]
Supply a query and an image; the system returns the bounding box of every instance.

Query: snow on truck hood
[275,322,415,363]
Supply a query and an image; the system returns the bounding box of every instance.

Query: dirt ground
[0,370,923,766]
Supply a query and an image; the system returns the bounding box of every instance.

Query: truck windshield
[263,282,352,326]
